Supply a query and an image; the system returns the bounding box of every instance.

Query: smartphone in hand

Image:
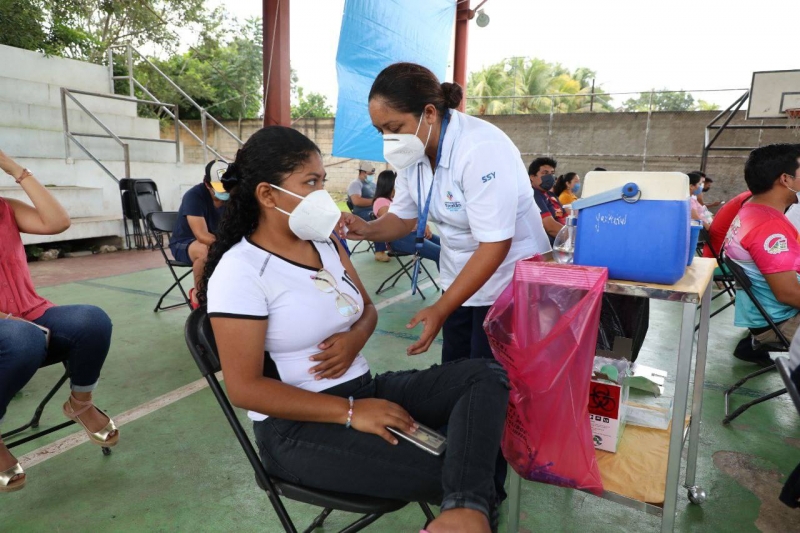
[387,423,447,456]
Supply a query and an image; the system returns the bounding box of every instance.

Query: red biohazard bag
[484,257,607,495]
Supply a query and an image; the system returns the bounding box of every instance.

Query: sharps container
[572,172,691,284]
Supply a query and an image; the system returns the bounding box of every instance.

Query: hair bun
[220,162,240,190]
[441,82,464,109]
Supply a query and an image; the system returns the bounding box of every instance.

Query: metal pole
[107,48,115,94]
[590,78,595,112]
[547,98,554,156]
[201,111,209,163]
[174,105,181,163]
[60,88,71,160]
[685,282,711,488]
[123,144,131,179]
[453,0,470,112]
[126,44,134,98]
[642,90,654,170]
[507,470,522,532]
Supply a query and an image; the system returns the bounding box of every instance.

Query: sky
[209,0,799,110]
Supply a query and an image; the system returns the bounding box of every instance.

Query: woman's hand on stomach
[310,329,367,380]
[351,398,417,445]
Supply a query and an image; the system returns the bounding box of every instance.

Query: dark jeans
[0,305,113,424]
[442,305,493,363]
[352,207,387,253]
[253,359,509,521]
[390,233,441,271]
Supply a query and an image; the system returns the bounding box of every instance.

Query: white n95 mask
[271,185,341,242]
[382,112,432,171]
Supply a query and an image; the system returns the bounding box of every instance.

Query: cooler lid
[581,171,689,201]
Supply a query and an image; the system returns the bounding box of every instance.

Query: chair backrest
[184,307,221,378]
[133,179,162,220]
[147,211,179,234]
[723,253,791,349]
[776,357,800,415]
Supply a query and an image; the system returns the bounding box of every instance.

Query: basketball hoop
[786,108,800,136]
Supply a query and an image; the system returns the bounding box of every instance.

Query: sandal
[0,462,25,493]
[62,395,119,447]
[188,288,200,310]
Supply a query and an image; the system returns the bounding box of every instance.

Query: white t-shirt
[388,110,551,306]
[207,236,371,421]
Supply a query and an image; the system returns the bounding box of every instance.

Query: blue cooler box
[573,172,691,285]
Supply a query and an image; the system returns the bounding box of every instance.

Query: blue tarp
[332,0,455,161]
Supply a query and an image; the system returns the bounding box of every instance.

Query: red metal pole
[453,0,471,112]
[263,0,291,127]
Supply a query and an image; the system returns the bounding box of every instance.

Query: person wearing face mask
[688,172,713,230]
[347,161,390,262]
[528,157,564,242]
[169,159,229,308]
[724,144,800,366]
[694,173,722,209]
[554,172,581,207]
[201,126,511,533]
[340,62,550,364]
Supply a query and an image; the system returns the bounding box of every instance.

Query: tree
[0,0,215,63]
[466,58,613,115]
[696,100,721,111]
[291,88,334,120]
[622,90,696,112]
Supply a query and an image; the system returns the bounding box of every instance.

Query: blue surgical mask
[692,188,702,196]
[572,183,581,194]
[214,191,230,201]
[365,174,375,183]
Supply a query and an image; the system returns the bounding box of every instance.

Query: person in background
[372,170,441,270]
[694,172,722,209]
[170,159,228,308]
[0,149,117,493]
[554,172,581,208]
[724,144,800,366]
[528,157,563,242]
[347,161,389,262]
[688,171,713,230]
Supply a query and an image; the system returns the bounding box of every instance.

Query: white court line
[18,278,439,468]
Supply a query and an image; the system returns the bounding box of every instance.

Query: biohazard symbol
[593,435,603,446]
[589,385,617,414]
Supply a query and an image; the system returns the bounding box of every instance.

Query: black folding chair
[376,249,439,301]
[119,179,144,250]
[183,308,435,533]
[5,354,112,456]
[146,211,192,312]
[721,254,788,424]
[133,179,162,250]
[693,231,736,332]
[346,198,375,255]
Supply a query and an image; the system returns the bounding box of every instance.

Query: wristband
[345,396,354,428]
[15,169,32,184]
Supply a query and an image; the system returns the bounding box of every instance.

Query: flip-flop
[188,288,200,310]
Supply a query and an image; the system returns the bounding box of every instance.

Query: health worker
[340,62,551,360]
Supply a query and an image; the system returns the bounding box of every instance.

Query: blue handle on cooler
[571,182,640,212]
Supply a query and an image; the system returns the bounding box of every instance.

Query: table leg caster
[102,447,112,456]
[687,486,706,504]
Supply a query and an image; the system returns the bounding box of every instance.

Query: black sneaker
[733,337,774,367]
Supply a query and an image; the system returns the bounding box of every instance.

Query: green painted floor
[2,249,800,532]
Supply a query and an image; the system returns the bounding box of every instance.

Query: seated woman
[0,150,117,493]
[372,170,441,270]
[553,172,581,208]
[203,127,509,533]
[689,171,713,230]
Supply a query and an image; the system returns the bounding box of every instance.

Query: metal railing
[108,44,244,162]
[60,88,180,182]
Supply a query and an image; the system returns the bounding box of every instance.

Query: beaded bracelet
[15,169,32,184]
[345,396,354,428]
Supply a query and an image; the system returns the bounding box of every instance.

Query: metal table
[506,258,716,533]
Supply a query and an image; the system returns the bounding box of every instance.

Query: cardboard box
[588,339,631,453]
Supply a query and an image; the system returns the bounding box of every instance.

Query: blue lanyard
[411,109,451,294]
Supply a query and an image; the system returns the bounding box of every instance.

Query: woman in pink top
[372,170,441,270]
[0,150,117,493]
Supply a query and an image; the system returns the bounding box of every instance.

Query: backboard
[747,69,800,119]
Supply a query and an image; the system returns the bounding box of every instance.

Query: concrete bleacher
[0,44,206,245]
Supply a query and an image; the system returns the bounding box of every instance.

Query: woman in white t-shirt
[202,126,509,533]
[340,62,551,361]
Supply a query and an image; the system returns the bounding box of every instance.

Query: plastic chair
[146,212,192,312]
[183,308,436,533]
[721,254,788,424]
[4,353,112,456]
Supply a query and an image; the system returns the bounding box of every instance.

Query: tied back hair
[369,62,463,117]
[199,126,321,303]
[373,170,397,203]
[553,172,578,196]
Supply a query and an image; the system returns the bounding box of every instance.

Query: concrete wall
[173,111,796,205]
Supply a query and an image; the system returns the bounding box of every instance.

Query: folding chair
[5,354,112,456]
[146,211,192,312]
[183,308,436,533]
[133,179,163,250]
[119,179,144,250]
[376,249,439,300]
[693,231,736,332]
[721,254,788,424]
[346,198,375,255]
